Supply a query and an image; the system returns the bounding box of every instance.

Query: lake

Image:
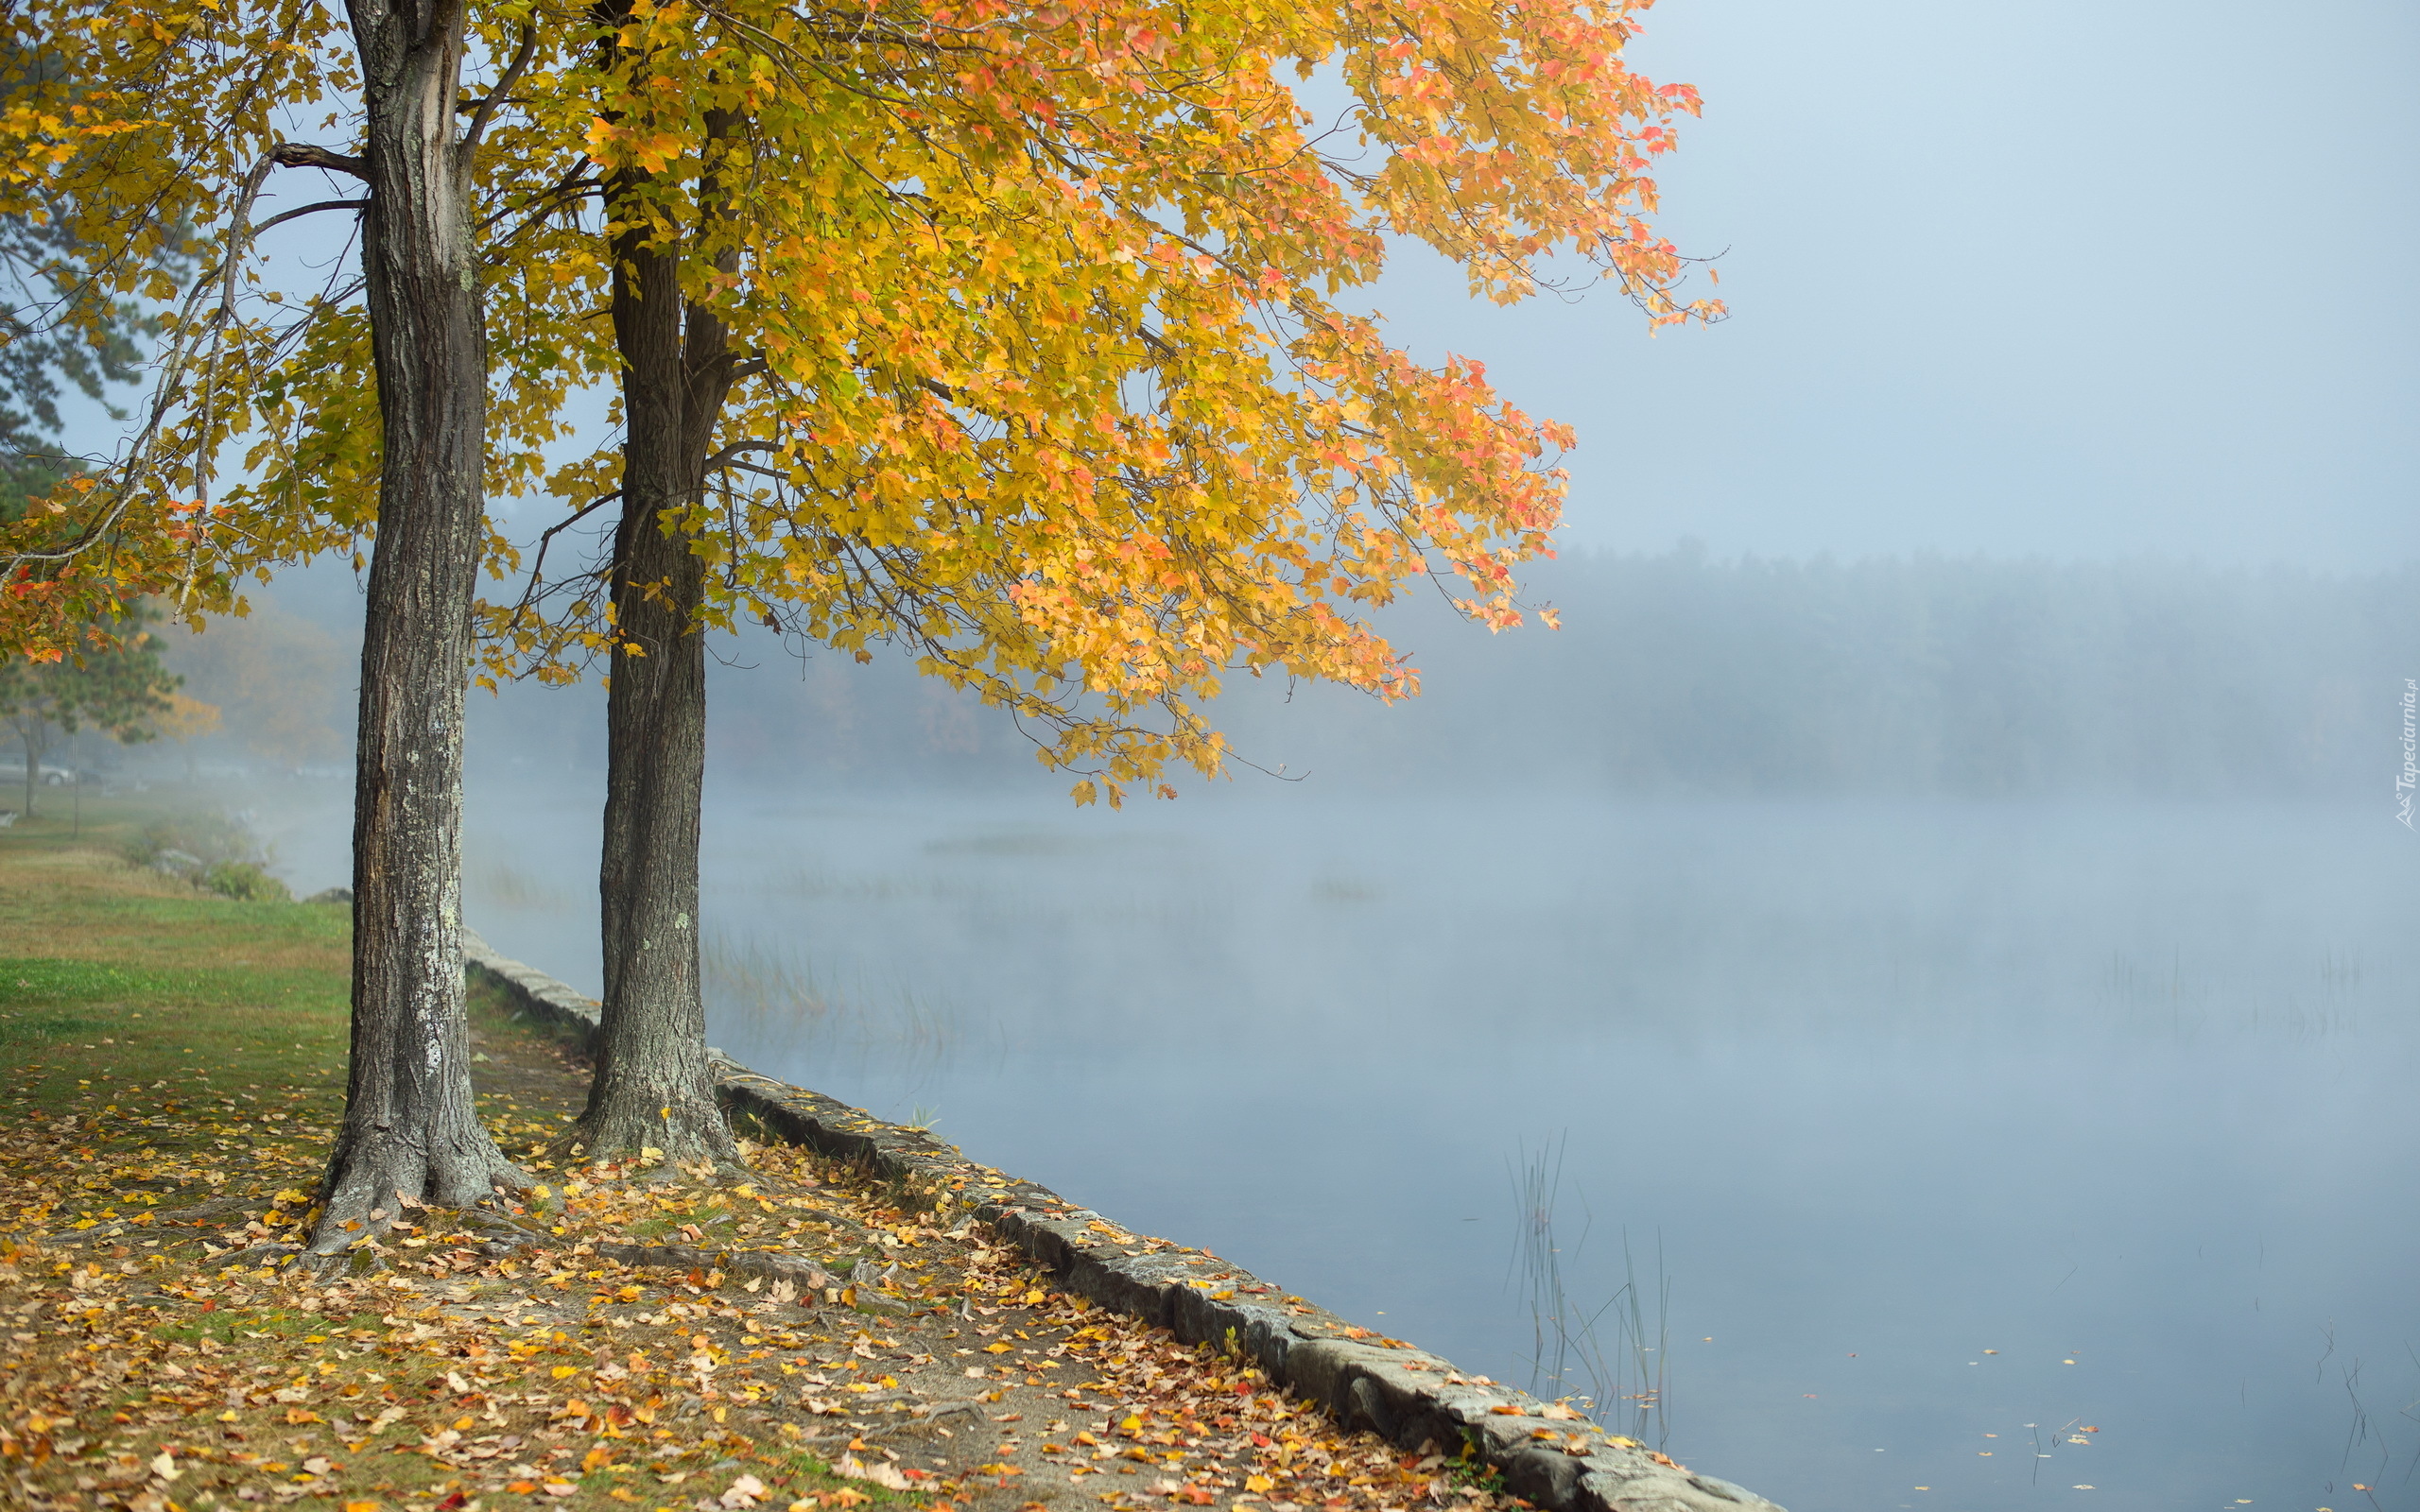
[285,784,2419,1512]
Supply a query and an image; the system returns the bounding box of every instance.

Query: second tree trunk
[563,152,736,1168]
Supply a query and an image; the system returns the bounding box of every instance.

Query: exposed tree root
[589,1241,841,1292]
[549,1079,742,1177]
[305,1125,532,1255]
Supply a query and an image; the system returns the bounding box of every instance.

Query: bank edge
[463,932,1785,1512]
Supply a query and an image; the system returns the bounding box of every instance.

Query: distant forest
[673,549,2412,799]
[196,549,2416,801]
[1325,549,2408,797]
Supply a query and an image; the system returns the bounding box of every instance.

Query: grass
[0,792,598,1129]
[0,793,353,1120]
[151,1303,392,1348]
[0,792,937,1512]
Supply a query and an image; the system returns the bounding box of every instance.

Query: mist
[113,536,2420,1512]
[40,0,2416,1505]
[154,545,2417,805]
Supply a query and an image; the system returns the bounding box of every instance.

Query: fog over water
[191,546,2420,1512]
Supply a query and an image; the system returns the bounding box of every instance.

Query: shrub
[200,860,290,903]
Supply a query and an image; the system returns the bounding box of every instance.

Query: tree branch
[252,199,369,234]
[464,25,540,150]
[711,458,787,483]
[700,438,781,472]
[505,490,624,634]
[477,159,600,249]
[267,143,370,180]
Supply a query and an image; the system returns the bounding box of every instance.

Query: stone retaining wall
[462,932,1786,1512]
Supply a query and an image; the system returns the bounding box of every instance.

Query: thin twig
[251,198,368,234]
[464,25,541,150]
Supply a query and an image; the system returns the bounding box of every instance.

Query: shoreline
[466,932,1787,1512]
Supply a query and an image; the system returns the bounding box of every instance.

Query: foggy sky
[1363,0,2420,570]
[45,0,2415,576]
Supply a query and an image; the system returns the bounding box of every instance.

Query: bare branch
[219,157,280,318]
[464,26,541,150]
[504,490,624,634]
[711,458,787,483]
[478,159,601,252]
[267,143,369,180]
[252,199,369,234]
[700,438,782,472]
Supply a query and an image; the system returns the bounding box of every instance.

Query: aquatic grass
[700,929,959,1068]
[1510,1134,1669,1449]
[475,858,576,910]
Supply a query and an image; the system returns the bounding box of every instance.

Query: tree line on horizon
[151,548,2406,805]
[549,549,2401,802]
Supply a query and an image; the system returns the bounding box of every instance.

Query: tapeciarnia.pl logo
[2398,679,2415,830]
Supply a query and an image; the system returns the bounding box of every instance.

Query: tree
[3,0,1721,1194]
[290,0,549,1245]
[153,688,220,782]
[493,0,1720,1164]
[0,41,169,518]
[0,0,594,1246]
[570,86,743,1168]
[0,597,174,816]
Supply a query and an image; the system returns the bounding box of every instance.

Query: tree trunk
[310,0,522,1247]
[17,723,37,819]
[562,105,742,1169]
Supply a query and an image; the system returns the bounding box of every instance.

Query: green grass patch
[153,1306,390,1347]
[752,1445,925,1506]
[0,948,352,1119]
[0,957,189,1000]
[0,1007,112,1045]
[0,793,356,1123]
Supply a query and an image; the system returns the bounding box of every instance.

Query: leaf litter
[2,1003,1522,1512]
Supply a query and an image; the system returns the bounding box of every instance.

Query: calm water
[438,789,2420,1512]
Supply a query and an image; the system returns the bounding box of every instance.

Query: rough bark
[562,104,743,1169]
[310,0,523,1248]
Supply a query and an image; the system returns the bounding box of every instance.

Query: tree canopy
[501,0,1724,803]
[2,0,1719,801]
[0,40,180,518]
